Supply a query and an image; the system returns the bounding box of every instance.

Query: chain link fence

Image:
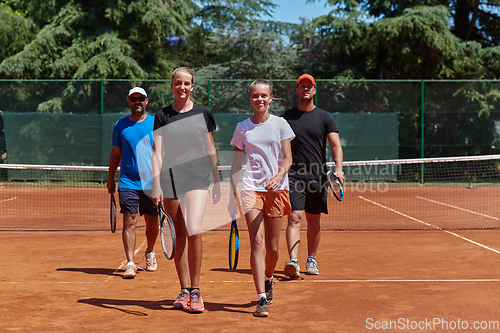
[1,79,499,165]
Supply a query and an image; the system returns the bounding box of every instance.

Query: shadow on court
[4,230,500,331]
[57,267,122,277]
[78,298,170,316]
[210,267,252,275]
[78,298,255,315]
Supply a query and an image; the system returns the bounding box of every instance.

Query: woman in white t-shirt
[229,80,295,317]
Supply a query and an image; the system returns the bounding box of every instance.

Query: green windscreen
[3,112,398,166]
[332,113,399,161]
[213,112,399,166]
[2,112,124,165]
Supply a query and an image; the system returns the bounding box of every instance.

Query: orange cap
[296,74,316,87]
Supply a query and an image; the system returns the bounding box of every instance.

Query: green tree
[0,0,283,113]
[300,0,500,79]
[0,0,279,79]
[192,20,301,113]
[295,1,500,158]
[336,0,500,47]
[0,0,194,79]
[0,3,38,63]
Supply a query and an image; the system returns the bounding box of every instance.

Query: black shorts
[159,170,210,199]
[118,188,159,216]
[288,176,328,215]
[160,158,212,199]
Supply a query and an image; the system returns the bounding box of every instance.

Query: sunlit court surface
[1,157,500,332]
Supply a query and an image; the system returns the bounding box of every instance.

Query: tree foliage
[0,4,38,62]
[299,0,500,158]
[0,0,283,80]
[202,22,299,79]
[356,0,500,46]
[3,0,499,81]
[300,1,500,79]
[0,0,194,79]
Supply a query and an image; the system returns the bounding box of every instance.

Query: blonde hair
[249,79,273,96]
[172,67,195,102]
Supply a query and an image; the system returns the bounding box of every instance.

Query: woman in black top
[152,67,220,313]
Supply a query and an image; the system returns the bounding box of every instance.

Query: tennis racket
[228,211,240,271]
[158,201,176,260]
[110,193,117,233]
[327,171,344,201]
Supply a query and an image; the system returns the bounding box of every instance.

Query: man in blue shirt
[107,87,159,279]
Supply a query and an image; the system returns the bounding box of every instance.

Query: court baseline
[4,279,500,284]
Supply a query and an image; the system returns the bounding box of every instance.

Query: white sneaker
[306,257,319,275]
[123,262,137,279]
[145,251,157,272]
[284,259,300,279]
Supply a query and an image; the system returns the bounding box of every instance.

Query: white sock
[257,293,267,301]
[265,275,273,282]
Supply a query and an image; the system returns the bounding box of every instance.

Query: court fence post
[100,79,105,173]
[207,79,211,109]
[314,80,318,105]
[420,80,425,184]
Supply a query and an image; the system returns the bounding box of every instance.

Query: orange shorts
[240,190,291,218]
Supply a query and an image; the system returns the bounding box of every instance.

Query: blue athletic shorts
[288,177,328,215]
[118,188,158,216]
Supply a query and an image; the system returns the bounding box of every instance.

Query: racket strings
[327,171,344,201]
[159,203,176,260]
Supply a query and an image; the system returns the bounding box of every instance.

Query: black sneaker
[265,279,274,304]
[253,298,269,317]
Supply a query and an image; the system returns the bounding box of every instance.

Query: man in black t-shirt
[281,74,344,278]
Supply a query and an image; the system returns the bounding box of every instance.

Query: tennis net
[324,155,500,230]
[0,164,116,231]
[1,155,499,231]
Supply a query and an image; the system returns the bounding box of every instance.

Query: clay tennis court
[2,182,500,332]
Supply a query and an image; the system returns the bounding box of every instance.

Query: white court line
[416,196,500,221]
[4,279,500,284]
[359,196,500,255]
[134,240,147,257]
[220,279,500,283]
[0,197,17,203]
[281,279,500,283]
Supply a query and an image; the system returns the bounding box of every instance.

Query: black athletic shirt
[153,103,216,197]
[281,106,338,180]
